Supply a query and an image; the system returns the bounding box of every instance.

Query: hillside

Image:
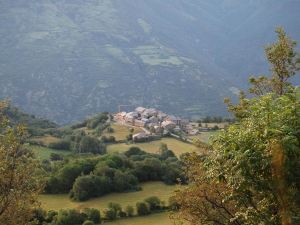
[3,105,57,130]
[0,0,299,123]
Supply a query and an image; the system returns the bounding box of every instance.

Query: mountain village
[113,107,203,141]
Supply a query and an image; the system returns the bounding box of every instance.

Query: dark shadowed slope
[0,0,299,123]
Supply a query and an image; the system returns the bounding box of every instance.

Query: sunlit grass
[107,212,174,225]
[102,124,143,141]
[40,182,178,212]
[107,137,201,156]
[29,145,71,160]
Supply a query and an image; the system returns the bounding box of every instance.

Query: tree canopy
[0,101,43,225]
[174,28,300,225]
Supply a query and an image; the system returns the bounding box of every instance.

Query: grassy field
[107,137,201,156]
[29,145,71,160]
[107,212,176,225]
[102,124,143,141]
[40,182,178,212]
[193,131,218,144]
[30,135,61,146]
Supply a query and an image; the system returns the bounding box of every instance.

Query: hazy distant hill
[0,0,299,123]
[3,105,57,132]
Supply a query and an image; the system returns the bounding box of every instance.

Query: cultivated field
[107,137,201,156]
[40,182,179,212]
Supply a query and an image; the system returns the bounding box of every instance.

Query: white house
[161,121,176,131]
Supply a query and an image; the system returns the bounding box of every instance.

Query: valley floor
[40,182,179,212]
[105,212,175,225]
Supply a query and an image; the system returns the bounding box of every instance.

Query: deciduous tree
[174,28,300,225]
[0,101,44,225]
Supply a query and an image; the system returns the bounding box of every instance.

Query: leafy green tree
[82,208,100,224]
[144,196,161,211]
[159,143,176,160]
[0,101,44,225]
[175,28,300,225]
[32,208,47,225]
[50,152,63,161]
[78,136,106,154]
[107,126,114,133]
[125,205,134,217]
[104,208,117,221]
[134,158,163,181]
[45,159,96,193]
[82,220,94,225]
[136,202,150,216]
[45,210,58,223]
[249,27,300,96]
[126,133,133,141]
[124,147,146,157]
[71,175,110,201]
[104,202,122,220]
[113,171,139,192]
[55,209,84,225]
[48,139,71,150]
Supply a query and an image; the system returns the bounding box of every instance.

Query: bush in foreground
[136,202,150,216]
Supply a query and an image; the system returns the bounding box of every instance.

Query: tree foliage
[174,28,300,225]
[0,101,44,225]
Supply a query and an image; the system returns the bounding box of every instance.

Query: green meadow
[107,212,175,225]
[40,182,178,212]
[107,137,201,156]
[29,145,71,161]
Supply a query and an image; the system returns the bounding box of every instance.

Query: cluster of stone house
[114,107,200,139]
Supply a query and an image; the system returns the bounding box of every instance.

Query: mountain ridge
[0,0,299,124]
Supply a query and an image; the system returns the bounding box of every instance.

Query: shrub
[144,196,161,211]
[104,208,117,221]
[126,134,133,141]
[45,210,58,223]
[55,209,84,225]
[125,205,134,217]
[124,147,146,157]
[113,171,139,192]
[48,139,71,150]
[78,136,106,154]
[118,210,127,218]
[71,175,110,201]
[32,208,46,225]
[107,126,114,133]
[82,208,100,224]
[50,153,63,161]
[136,202,150,216]
[168,196,180,211]
[101,135,116,143]
[82,220,94,225]
[104,202,122,220]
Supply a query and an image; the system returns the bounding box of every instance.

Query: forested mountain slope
[0,0,299,123]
